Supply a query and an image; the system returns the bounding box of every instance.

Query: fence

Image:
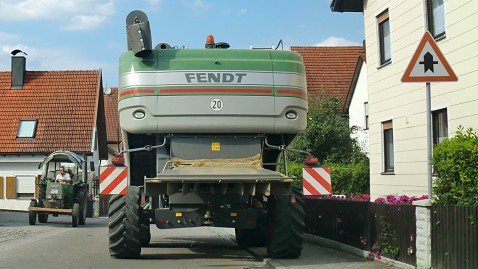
[304,198,416,266]
[431,205,478,269]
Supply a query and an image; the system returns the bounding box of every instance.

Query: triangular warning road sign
[401,31,457,82]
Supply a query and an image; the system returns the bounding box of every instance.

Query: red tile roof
[104,87,120,144]
[290,46,365,111]
[0,69,106,154]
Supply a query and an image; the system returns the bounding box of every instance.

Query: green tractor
[28,151,90,227]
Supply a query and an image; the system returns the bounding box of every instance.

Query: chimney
[11,55,26,89]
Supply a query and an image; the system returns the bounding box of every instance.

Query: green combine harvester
[101,10,309,259]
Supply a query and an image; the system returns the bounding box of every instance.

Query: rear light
[158,220,167,225]
[304,155,319,166]
[111,153,125,166]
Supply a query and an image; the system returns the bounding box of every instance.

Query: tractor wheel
[108,186,141,258]
[79,195,87,225]
[29,200,37,225]
[72,203,80,227]
[235,210,267,247]
[266,187,304,258]
[38,214,49,223]
[140,214,151,247]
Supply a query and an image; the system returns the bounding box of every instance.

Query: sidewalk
[258,234,414,269]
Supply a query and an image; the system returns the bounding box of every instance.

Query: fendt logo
[185,72,247,83]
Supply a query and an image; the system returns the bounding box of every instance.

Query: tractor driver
[55,166,72,184]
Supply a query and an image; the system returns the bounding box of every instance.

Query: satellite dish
[104,86,111,95]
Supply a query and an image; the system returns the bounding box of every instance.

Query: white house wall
[348,62,369,155]
[0,154,98,211]
[0,155,45,211]
[364,0,478,199]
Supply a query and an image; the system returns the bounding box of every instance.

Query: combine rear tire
[266,187,304,258]
[72,203,80,227]
[29,200,37,225]
[108,186,141,258]
[140,215,151,247]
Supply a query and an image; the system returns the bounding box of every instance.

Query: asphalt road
[0,211,265,269]
[0,211,397,269]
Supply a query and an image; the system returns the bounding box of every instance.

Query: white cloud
[181,0,210,14]
[0,31,19,42]
[149,0,162,5]
[237,9,247,14]
[0,0,114,31]
[315,36,361,47]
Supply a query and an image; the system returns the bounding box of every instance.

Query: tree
[287,95,369,194]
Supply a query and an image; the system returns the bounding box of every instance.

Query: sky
[0,0,364,87]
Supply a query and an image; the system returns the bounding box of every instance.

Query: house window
[427,0,445,39]
[377,9,391,65]
[432,108,448,145]
[383,120,394,173]
[364,102,369,130]
[17,119,37,138]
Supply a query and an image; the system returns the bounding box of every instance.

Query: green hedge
[284,159,369,195]
[432,127,478,205]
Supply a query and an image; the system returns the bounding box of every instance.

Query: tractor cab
[29,151,90,227]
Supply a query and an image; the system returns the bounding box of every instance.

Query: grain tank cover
[118,48,308,135]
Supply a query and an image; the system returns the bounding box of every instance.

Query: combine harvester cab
[102,10,310,259]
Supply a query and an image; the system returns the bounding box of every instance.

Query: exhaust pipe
[126,10,152,58]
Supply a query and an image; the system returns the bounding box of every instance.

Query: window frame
[427,0,446,40]
[364,102,369,130]
[432,108,448,146]
[377,9,391,66]
[382,120,395,174]
[17,119,38,138]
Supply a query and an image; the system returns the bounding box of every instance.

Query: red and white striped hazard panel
[100,165,128,195]
[302,166,332,196]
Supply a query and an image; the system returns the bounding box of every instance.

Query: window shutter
[6,176,16,199]
[35,175,40,198]
[0,177,3,198]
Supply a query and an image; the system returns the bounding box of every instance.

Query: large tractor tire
[38,214,49,223]
[108,186,142,259]
[72,203,80,227]
[79,195,88,225]
[29,200,37,225]
[266,187,304,258]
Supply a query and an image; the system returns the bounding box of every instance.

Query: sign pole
[426,82,432,199]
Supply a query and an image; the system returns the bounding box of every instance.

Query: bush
[328,157,369,195]
[432,127,478,205]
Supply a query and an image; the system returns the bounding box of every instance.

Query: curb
[300,234,415,269]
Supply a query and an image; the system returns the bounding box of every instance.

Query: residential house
[104,87,121,162]
[291,46,369,153]
[0,55,107,210]
[331,0,478,199]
